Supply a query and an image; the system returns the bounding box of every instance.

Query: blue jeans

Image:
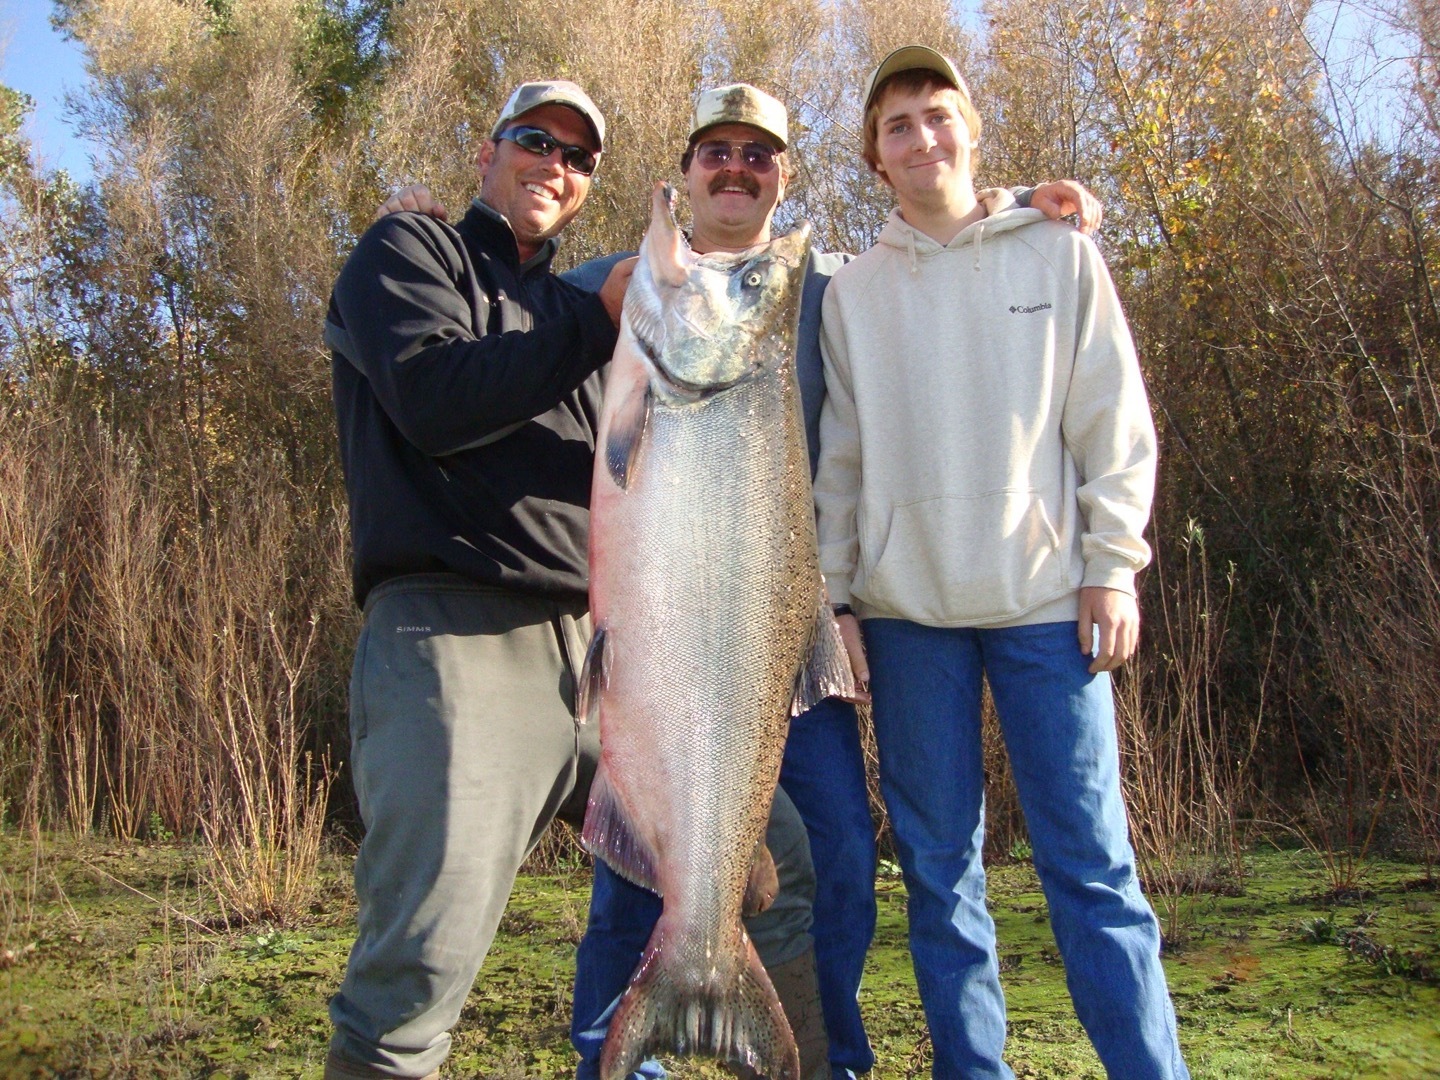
[864,618,1188,1080]
[780,697,877,1079]
[570,863,667,1080]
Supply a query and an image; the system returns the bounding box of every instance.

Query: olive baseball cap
[688,83,788,149]
[862,45,973,111]
[491,80,606,150]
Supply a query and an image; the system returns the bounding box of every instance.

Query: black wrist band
[832,604,853,618]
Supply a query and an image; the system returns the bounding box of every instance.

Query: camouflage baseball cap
[688,84,788,149]
[491,80,606,149]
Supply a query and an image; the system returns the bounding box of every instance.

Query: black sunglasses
[694,140,779,174]
[496,125,599,176]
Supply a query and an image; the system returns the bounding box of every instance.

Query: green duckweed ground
[1,834,1436,1078]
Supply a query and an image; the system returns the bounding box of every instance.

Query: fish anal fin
[604,381,652,490]
[600,926,799,1080]
[742,842,779,917]
[581,763,662,895]
[791,587,857,716]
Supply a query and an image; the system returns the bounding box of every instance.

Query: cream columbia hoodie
[814,195,1156,628]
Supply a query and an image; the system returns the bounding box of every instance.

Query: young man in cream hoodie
[814,46,1189,1079]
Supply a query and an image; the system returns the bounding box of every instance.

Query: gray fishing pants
[327,574,815,1078]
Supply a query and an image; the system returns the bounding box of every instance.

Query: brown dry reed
[0,0,1437,924]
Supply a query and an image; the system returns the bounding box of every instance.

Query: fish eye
[743,270,763,288]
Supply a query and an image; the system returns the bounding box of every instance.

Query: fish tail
[600,933,799,1080]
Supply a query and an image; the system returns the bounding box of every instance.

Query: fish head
[627,182,811,400]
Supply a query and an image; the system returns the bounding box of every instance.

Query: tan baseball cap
[688,84,788,149]
[862,45,973,112]
[491,80,606,150]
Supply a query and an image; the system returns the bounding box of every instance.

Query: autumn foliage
[0,0,1436,919]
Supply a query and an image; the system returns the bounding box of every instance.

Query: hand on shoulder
[374,184,449,222]
[1029,180,1103,234]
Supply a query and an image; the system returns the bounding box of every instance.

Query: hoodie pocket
[862,491,1070,624]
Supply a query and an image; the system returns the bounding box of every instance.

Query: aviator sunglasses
[694,140,779,174]
[496,125,599,176]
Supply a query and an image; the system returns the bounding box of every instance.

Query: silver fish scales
[578,183,854,1080]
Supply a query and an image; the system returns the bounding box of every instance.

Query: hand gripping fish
[577,183,856,1080]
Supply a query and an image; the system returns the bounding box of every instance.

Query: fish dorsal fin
[581,761,662,896]
[791,586,857,716]
[604,379,653,489]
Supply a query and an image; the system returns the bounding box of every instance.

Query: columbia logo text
[1009,302,1053,314]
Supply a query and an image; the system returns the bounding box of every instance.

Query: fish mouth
[635,329,753,399]
[658,367,749,397]
[660,375,743,399]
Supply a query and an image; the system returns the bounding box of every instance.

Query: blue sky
[0,0,92,181]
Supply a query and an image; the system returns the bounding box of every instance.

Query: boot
[730,946,832,1080]
[324,1049,439,1080]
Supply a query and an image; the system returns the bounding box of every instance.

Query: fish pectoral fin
[604,380,653,490]
[742,841,779,917]
[580,763,662,895]
[790,587,858,716]
[577,624,607,724]
[600,928,800,1080]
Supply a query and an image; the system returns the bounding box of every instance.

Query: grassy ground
[1,834,1437,1078]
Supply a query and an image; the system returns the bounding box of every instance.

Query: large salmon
[577,183,854,1080]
